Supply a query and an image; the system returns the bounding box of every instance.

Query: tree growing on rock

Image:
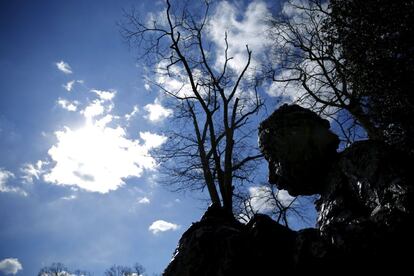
[267,0,414,150]
[121,0,264,214]
[267,0,375,143]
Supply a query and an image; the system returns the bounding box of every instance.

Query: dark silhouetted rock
[164,105,413,275]
[259,104,414,271]
[164,206,301,276]
[259,104,339,196]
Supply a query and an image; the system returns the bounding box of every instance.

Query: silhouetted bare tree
[104,263,145,276]
[121,0,264,214]
[38,263,91,276]
[234,182,316,228]
[267,0,379,144]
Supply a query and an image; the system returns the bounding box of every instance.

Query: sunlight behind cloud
[44,87,167,193]
[44,122,165,193]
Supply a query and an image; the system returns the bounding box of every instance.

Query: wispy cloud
[91,89,116,101]
[137,196,150,204]
[208,1,271,73]
[80,99,105,118]
[61,194,77,201]
[125,105,139,121]
[57,98,79,112]
[148,220,179,234]
[0,258,23,275]
[248,186,295,213]
[144,98,173,122]
[56,60,73,74]
[0,168,27,196]
[63,80,75,92]
[63,80,83,92]
[20,160,46,183]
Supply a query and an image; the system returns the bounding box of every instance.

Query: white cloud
[63,80,83,92]
[139,131,167,149]
[144,83,150,91]
[81,100,105,119]
[21,160,46,183]
[63,80,75,92]
[39,67,168,194]
[61,194,77,201]
[44,122,166,193]
[57,98,79,112]
[137,196,150,204]
[0,258,23,275]
[154,61,197,99]
[248,186,295,213]
[208,1,271,73]
[0,168,27,196]
[91,89,116,101]
[0,168,14,186]
[125,105,139,121]
[277,189,296,207]
[148,220,179,234]
[144,98,173,122]
[80,90,116,120]
[56,60,73,74]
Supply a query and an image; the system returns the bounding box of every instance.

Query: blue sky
[0,0,318,275]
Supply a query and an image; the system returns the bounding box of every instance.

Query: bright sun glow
[45,91,167,193]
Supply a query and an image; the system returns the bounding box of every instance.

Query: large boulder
[259,104,339,196]
[164,104,413,275]
[259,104,414,270]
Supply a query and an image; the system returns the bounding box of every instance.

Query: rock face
[164,205,329,275]
[164,104,413,275]
[259,104,339,196]
[258,104,413,269]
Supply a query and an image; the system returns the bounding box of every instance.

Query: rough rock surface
[164,206,330,275]
[164,105,413,275]
[258,104,339,196]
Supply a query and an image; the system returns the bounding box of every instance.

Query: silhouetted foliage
[104,263,145,276]
[37,263,91,276]
[268,0,375,144]
[268,0,414,151]
[328,0,414,152]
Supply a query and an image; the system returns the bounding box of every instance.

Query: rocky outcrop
[259,104,339,196]
[259,104,414,270]
[164,104,413,275]
[164,206,332,275]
